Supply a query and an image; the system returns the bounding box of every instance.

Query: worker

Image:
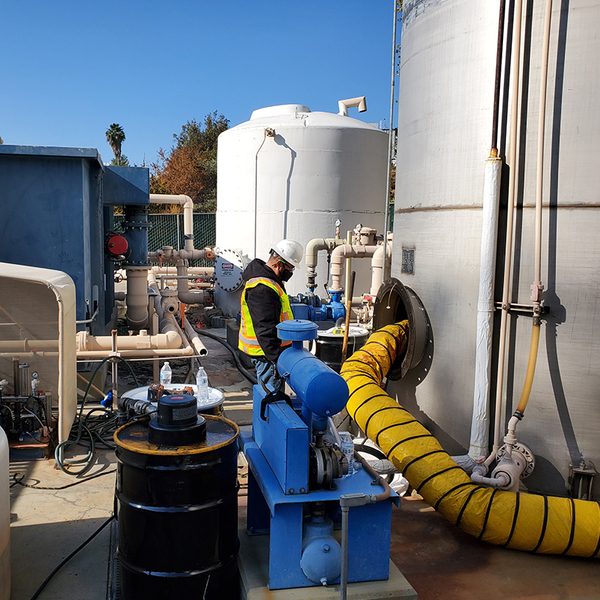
[239,239,303,393]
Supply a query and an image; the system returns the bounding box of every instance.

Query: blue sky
[1,1,399,168]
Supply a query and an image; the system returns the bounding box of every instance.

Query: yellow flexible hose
[516,322,540,414]
[340,322,600,558]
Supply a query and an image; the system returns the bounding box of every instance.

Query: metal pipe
[493,0,525,453]
[382,0,399,283]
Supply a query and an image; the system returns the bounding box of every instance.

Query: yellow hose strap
[340,322,600,558]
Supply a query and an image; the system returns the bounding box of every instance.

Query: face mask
[281,269,293,282]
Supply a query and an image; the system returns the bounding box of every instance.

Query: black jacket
[241,258,288,363]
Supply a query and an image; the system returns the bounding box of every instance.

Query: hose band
[455,487,479,527]
[388,433,435,457]
[368,340,394,368]
[434,481,474,511]
[351,392,400,421]
[402,450,445,477]
[561,498,576,555]
[374,419,419,447]
[351,348,386,379]
[503,492,520,547]
[591,528,600,558]
[364,407,413,439]
[478,489,499,541]
[416,465,464,494]
[532,495,549,553]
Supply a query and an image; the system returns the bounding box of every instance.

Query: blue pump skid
[241,320,398,590]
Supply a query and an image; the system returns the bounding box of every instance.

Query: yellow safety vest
[239,277,294,356]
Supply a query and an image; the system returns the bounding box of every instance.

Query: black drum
[114,414,240,600]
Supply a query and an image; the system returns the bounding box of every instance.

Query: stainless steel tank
[390,0,600,497]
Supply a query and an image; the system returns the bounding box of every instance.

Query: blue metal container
[0,145,149,336]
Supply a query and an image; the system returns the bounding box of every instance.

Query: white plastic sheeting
[0,263,77,443]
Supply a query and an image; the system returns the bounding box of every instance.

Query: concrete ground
[7,327,600,599]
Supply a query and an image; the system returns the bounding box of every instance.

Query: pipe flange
[215,249,247,292]
[373,278,431,380]
[496,442,536,479]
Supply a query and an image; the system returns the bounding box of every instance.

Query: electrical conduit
[340,323,600,557]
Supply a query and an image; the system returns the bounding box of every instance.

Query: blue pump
[240,319,399,590]
[289,292,345,322]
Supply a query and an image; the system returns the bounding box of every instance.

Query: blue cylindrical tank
[277,320,348,417]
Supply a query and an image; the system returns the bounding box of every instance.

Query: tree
[111,154,130,167]
[106,123,126,166]
[150,111,229,212]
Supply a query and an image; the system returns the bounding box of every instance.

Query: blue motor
[276,320,348,419]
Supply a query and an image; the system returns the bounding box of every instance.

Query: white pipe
[176,261,211,305]
[151,266,214,276]
[76,329,182,352]
[148,194,214,261]
[329,244,378,292]
[183,319,208,356]
[126,268,149,330]
[76,312,183,353]
[468,156,503,460]
[370,239,393,296]
[149,194,194,250]
[337,96,367,116]
[304,237,346,290]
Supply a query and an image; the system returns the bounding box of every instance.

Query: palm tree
[106,124,126,165]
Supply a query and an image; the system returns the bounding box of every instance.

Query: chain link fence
[114,213,216,266]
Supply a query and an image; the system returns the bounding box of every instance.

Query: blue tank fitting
[277,320,348,418]
[122,205,151,267]
[300,515,342,585]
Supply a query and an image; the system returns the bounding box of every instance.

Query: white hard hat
[270,239,303,269]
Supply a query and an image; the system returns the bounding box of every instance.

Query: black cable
[12,468,116,490]
[30,514,115,600]
[193,327,257,384]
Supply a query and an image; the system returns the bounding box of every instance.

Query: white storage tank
[216,103,388,309]
[0,425,9,600]
[391,0,600,497]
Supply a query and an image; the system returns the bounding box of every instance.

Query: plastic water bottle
[340,432,355,477]
[160,362,172,386]
[196,366,209,403]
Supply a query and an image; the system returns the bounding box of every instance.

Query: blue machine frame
[241,320,399,590]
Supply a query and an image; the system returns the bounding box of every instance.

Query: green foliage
[110,154,130,167]
[150,111,229,213]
